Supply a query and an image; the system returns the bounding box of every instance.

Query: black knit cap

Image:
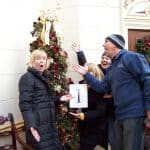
[102,51,110,57]
[106,34,125,49]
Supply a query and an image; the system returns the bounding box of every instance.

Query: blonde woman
[19,49,72,150]
[72,43,115,150]
[70,63,108,150]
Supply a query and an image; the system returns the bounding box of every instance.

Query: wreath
[136,35,150,63]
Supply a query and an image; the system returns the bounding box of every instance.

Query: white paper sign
[69,84,88,108]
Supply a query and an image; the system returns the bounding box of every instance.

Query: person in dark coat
[70,63,108,150]
[98,51,115,150]
[72,43,115,150]
[18,49,72,150]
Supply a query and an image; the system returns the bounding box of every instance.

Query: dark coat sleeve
[77,51,87,66]
[84,72,111,93]
[19,74,37,131]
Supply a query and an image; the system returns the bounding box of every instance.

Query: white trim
[121,0,150,48]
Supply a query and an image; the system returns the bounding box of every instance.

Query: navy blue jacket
[84,50,150,120]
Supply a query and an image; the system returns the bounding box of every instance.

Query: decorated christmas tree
[29,14,78,149]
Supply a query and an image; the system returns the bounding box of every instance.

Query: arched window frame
[124,0,150,18]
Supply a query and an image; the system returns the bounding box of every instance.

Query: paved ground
[94,144,111,150]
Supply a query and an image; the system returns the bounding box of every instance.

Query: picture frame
[69,84,88,108]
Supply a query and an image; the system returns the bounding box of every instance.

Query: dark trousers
[108,116,115,150]
[79,144,107,150]
[115,117,144,150]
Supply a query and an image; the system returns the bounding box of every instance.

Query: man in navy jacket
[73,34,150,150]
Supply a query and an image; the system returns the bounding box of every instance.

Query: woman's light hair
[87,63,104,80]
[28,49,49,69]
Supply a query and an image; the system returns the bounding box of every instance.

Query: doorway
[128,29,150,51]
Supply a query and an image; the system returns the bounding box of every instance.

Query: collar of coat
[27,67,50,80]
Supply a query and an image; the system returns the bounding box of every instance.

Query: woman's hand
[69,112,84,120]
[103,93,112,98]
[69,112,80,119]
[30,127,40,142]
[60,94,73,102]
[72,43,80,52]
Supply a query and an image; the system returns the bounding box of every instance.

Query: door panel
[128,29,150,51]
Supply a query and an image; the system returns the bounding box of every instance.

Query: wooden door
[128,29,150,51]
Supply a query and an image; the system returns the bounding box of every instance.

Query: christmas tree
[30,15,78,149]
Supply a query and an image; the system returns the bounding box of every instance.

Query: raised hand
[72,43,80,52]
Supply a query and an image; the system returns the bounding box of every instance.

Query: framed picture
[69,84,88,108]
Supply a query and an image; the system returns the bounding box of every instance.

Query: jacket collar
[28,67,50,80]
[112,49,127,62]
